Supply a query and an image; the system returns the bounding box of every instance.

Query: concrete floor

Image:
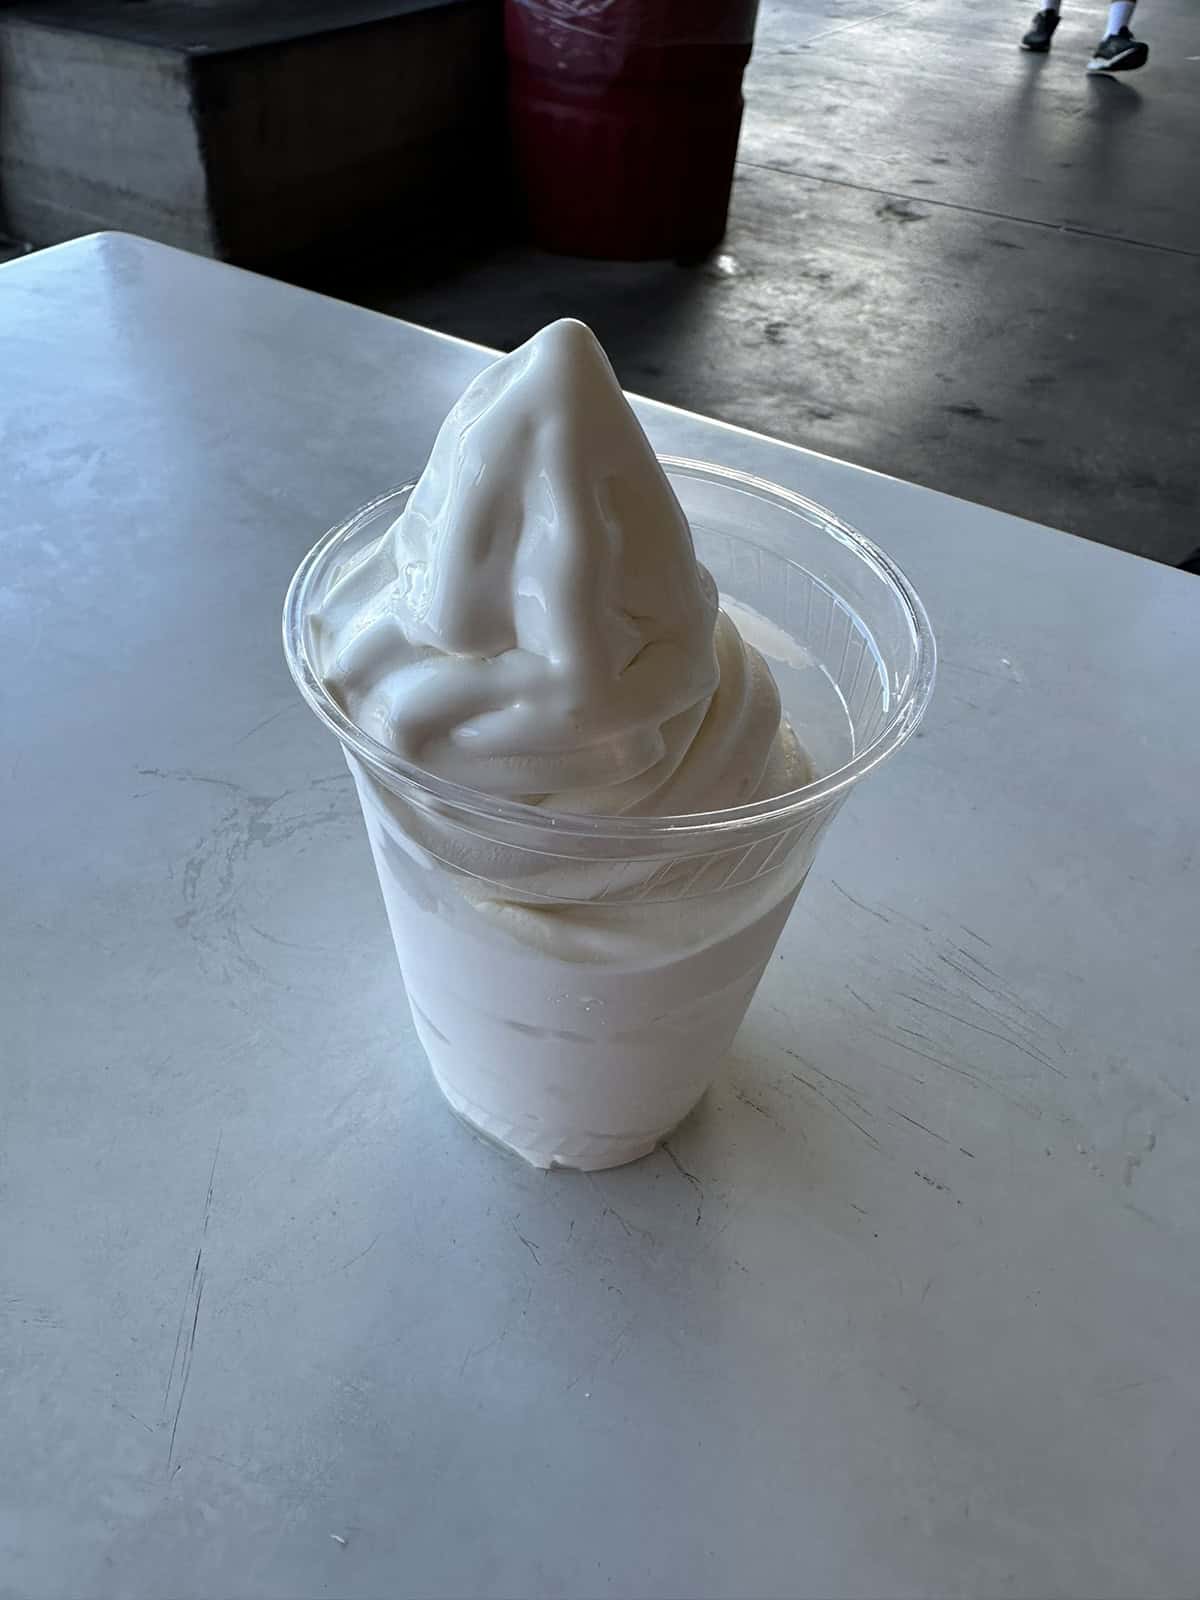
[3,0,1195,562]
[358,0,1199,566]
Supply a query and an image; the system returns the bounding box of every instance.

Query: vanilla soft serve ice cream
[299,319,819,1168]
[310,319,806,815]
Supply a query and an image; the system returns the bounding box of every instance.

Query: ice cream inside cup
[286,319,934,1170]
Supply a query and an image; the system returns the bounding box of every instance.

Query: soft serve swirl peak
[310,319,807,815]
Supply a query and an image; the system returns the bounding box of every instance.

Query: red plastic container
[505,0,759,260]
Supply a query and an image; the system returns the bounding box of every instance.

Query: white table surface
[3,233,1198,1600]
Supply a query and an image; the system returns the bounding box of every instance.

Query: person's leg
[1020,0,1061,51]
[1105,0,1136,27]
[1087,0,1149,70]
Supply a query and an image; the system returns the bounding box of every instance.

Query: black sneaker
[1021,9,1060,49]
[1087,26,1149,71]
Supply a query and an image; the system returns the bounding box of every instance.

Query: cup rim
[282,456,936,842]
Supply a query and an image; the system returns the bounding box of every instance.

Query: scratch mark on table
[896,1021,940,1048]
[567,1317,636,1393]
[459,1329,507,1377]
[845,985,877,1013]
[113,1405,155,1435]
[1,1299,63,1330]
[788,1069,880,1150]
[161,1133,222,1470]
[662,1142,705,1225]
[513,1225,542,1266]
[163,1250,201,1417]
[886,904,933,934]
[915,1169,960,1203]
[1097,1374,1170,1399]
[870,1027,1037,1115]
[936,950,1062,1040]
[937,949,1007,999]
[732,1085,780,1123]
[953,947,1011,985]
[888,1106,949,1144]
[786,1052,874,1122]
[338,1232,382,1273]
[233,704,298,746]
[898,992,1066,1077]
[166,1269,204,1472]
[137,766,246,796]
[829,879,892,924]
[1156,1076,1192,1105]
[943,660,1014,685]
[603,1205,656,1247]
[244,919,333,955]
[952,945,1004,982]
[202,1130,222,1236]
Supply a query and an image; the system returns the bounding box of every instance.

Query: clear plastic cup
[283,458,935,1170]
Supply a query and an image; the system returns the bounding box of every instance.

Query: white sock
[1106,0,1135,34]
[1043,0,1061,11]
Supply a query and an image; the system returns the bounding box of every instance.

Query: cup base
[427,1056,689,1172]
